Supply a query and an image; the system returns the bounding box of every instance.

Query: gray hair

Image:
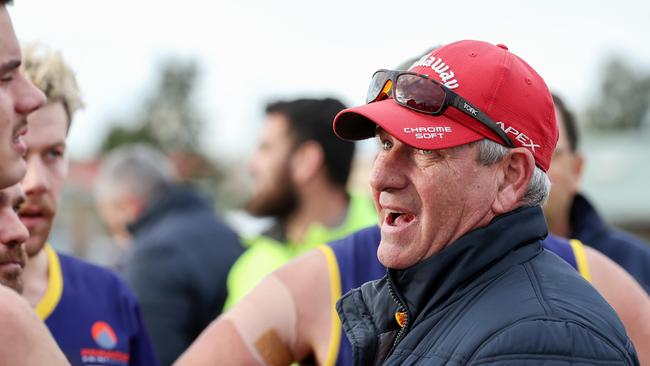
[94,144,176,205]
[473,139,550,207]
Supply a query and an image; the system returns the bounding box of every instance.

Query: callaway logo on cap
[333,40,558,172]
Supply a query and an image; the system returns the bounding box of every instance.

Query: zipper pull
[395,311,407,328]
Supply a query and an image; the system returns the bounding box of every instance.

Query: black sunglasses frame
[367,69,515,148]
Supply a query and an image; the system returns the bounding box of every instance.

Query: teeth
[389,212,415,226]
[387,212,404,226]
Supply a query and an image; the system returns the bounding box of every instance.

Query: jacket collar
[128,184,212,235]
[570,193,608,242]
[388,206,547,324]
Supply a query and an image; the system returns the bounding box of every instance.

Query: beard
[19,195,56,257]
[0,245,27,294]
[245,162,298,219]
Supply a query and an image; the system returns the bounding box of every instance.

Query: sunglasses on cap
[366,69,515,148]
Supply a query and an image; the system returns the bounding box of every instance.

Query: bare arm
[585,246,650,365]
[175,249,333,365]
[174,315,262,366]
[0,286,69,366]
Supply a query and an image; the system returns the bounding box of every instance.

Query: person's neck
[544,203,572,238]
[21,246,50,308]
[285,182,349,244]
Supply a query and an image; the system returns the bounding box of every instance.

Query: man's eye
[381,140,393,151]
[419,149,434,155]
[48,150,63,159]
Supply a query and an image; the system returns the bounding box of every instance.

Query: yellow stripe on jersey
[570,239,592,282]
[319,245,342,366]
[35,243,64,320]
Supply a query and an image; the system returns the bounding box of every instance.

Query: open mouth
[13,120,28,138]
[386,211,416,226]
[12,123,28,155]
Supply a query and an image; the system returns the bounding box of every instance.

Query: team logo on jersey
[91,321,118,350]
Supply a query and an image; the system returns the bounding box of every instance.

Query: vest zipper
[387,274,409,349]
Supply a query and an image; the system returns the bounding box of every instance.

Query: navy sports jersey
[319,226,591,366]
[37,244,159,366]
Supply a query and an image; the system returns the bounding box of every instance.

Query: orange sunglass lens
[376,79,393,101]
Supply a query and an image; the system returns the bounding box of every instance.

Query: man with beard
[224,98,376,308]
[94,143,243,366]
[0,183,28,293]
[0,2,69,365]
[0,1,36,293]
[18,44,159,366]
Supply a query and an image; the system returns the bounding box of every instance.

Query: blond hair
[21,43,84,125]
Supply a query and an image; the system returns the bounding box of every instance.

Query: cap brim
[333,99,484,151]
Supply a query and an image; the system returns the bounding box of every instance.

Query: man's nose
[15,73,46,116]
[22,157,49,195]
[1,212,29,248]
[369,151,408,193]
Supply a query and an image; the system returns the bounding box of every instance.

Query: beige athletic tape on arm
[224,273,298,365]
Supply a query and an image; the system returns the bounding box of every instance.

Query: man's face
[371,130,498,269]
[245,113,298,218]
[95,195,135,250]
[543,108,582,228]
[18,102,68,257]
[0,8,46,189]
[0,183,29,293]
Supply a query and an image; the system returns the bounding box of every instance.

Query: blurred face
[19,102,68,257]
[0,8,47,189]
[245,113,298,218]
[0,183,29,293]
[371,130,498,269]
[95,195,135,250]
[543,108,583,228]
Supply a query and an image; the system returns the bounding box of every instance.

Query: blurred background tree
[585,57,650,131]
[100,58,230,206]
[101,58,203,152]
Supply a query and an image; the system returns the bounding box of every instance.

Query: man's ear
[492,148,536,214]
[290,141,324,185]
[570,152,585,194]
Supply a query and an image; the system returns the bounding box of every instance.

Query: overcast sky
[9,0,650,161]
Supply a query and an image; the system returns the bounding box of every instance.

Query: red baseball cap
[333,40,558,172]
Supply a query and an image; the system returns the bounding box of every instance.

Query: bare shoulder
[584,245,650,365]
[0,286,69,365]
[584,245,646,297]
[584,245,649,305]
[274,246,331,295]
[0,285,36,331]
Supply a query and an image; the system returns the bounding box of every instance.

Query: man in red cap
[332,40,638,364]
